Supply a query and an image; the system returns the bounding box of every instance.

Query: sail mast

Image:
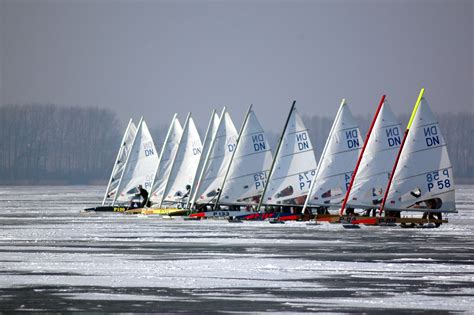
[158,112,191,208]
[150,113,178,199]
[379,88,425,215]
[301,99,345,214]
[257,100,296,211]
[159,113,191,208]
[215,104,252,209]
[102,118,133,205]
[339,95,385,216]
[187,109,217,209]
[112,117,143,206]
[191,107,226,207]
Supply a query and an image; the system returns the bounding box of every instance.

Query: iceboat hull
[189,210,253,219]
[83,206,130,212]
[125,208,187,216]
[235,212,307,221]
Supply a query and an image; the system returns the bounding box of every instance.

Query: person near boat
[133,185,150,208]
[176,184,192,209]
[421,198,442,221]
[182,184,191,199]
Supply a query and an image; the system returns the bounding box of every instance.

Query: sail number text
[426,169,451,192]
[344,172,353,190]
[298,170,316,190]
[254,171,267,190]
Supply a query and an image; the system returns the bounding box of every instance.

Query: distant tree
[0,104,120,184]
[439,111,474,180]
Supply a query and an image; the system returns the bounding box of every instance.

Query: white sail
[347,101,402,208]
[194,108,238,205]
[161,114,202,205]
[261,104,317,206]
[150,115,183,204]
[103,119,137,205]
[188,110,220,207]
[306,100,362,207]
[384,97,455,212]
[114,119,159,204]
[219,107,273,205]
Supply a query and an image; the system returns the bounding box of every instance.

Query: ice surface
[0,185,473,312]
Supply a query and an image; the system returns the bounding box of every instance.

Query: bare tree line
[0,104,472,184]
[0,104,119,183]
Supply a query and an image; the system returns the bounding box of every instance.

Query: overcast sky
[1,0,472,132]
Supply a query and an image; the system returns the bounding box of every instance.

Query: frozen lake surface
[0,185,473,313]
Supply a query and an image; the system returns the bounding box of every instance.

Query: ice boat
[190,107,238,212]
[103,119,137,205]
[341,95,402,214]
[191,105,273,219]
[149,114,183,205]
[320,95,401,224]
[260,101,317,207]
[159,113,203,208]
[379,89,456,224]
[234,101,318,221]
[302,99,362,215]
[218,105,273,206]
[187,110,220,209]
[85,118,159,212]
[123,114,184,215]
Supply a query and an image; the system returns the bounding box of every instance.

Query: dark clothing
[137,187,150,208]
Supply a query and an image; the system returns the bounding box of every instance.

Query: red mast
[339,95,386,216]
